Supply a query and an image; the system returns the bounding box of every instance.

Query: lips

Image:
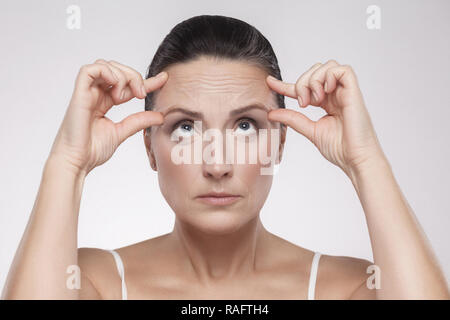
[196,192,242,206]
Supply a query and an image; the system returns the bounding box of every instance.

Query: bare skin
[2,56,448,300]
[77,230,374,300]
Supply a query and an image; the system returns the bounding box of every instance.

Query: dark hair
[144,15,285,124]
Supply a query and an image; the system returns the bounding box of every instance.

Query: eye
[234,118,257,135]
[172,119,195,138]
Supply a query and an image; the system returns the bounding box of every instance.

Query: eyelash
[171,117,259,132]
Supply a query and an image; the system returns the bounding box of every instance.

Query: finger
[143,71,169,94]
[94,60,128,104]
[266,75,297,99]
[294,62,324,108]
[324,64,357,95]
[266,62,322,108]
[115,111,165,145]
[308,59,340,106]
[267,108,315,143]
[77,63,119,93]
[89,59,119,91]
[108,60,147,99]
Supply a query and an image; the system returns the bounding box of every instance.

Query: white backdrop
[1,0,449,290]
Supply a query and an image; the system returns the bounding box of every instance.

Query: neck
[169,215,269,284]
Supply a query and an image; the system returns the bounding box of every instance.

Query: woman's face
[144,57,286,235]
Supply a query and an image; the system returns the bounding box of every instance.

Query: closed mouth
[195,192,242,206]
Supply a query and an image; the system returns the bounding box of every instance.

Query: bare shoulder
[267,233,376,299]
[77,247,124,299]
[316,253,377,299]
[76,234,170,300]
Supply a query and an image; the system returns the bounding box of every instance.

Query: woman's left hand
[266,60,386,178]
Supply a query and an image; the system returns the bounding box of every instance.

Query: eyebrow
[161,103,270,119]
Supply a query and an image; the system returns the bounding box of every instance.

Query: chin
[182,209,254,236]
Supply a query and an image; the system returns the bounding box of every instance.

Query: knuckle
[309,72,321,84]
[310,78,321,86]
[295,76,306,87]
[295,82,307,96]
[342,64,352,71]
[125,66,142,82]
[326,59,339,66]
[114,69,126,81]
[131,71,143,82]
[79,64,93,76]
[94,58,106,64]
[342,64,356,76]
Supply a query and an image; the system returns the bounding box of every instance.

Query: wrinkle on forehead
[155,58,275,110]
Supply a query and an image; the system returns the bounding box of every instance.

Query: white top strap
[307,251,322,300]
[108,249,128,300]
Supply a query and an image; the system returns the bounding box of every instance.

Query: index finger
[266,76,297,99]
[144,71,169,94]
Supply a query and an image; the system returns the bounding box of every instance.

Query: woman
[2,15,448,300]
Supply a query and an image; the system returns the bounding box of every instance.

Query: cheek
[259,126,281,158]
[235,163,273,210]
[153,136,200,207]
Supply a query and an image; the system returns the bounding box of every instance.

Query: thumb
[116,111,164,145]
[268,109,315,143]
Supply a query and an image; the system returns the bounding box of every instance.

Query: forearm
[1,156,85,299]
[348,153,449,299]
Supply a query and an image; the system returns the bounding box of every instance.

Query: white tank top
[108,249,322,300]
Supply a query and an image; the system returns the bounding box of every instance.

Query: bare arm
[266,60,449,299]
[348,152,450,299]
[1,59,168,299]
[1,157,85,299]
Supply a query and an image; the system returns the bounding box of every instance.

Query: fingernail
[267,75,277,81]
[156,71,166,79]
[298,96,303,107]
[313,91,319,102]
[120,90,125,100]
[141,85,146,97]
[324,81,328,93]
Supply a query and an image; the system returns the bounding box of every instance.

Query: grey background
[1,0,449,290]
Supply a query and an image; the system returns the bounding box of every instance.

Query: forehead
[154,57,276,112]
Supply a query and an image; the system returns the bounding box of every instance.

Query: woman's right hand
[48,59,168,176]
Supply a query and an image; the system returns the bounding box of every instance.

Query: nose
[201,131,234,179]
[202,162,233,179]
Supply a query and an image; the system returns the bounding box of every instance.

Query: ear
[143,129,157,171]
[277,124,287,164]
